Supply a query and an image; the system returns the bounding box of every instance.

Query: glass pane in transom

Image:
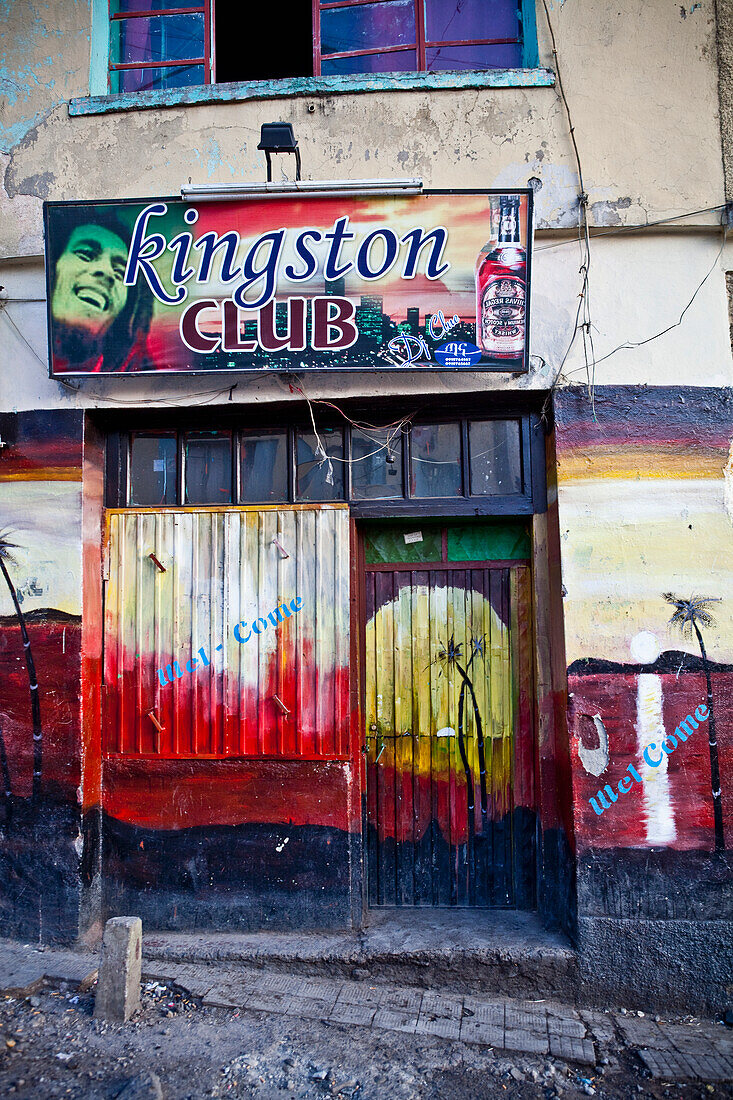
[411,423,462,497]
[469,420,523,496]
[351,428,404,499]
[129,434,177,506]
[240,431,288,503]
[184,433,232,504]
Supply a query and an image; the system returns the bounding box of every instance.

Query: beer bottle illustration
[475,196,526,360]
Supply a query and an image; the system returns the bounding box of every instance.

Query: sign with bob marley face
[44,190,532,376]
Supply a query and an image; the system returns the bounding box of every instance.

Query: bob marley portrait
[48,207,154,374]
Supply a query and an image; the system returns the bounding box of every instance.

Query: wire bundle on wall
[541,0,596,415]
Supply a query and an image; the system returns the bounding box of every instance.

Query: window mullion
[313,0,322,75]
[111,59,206,70]
[109,6,206,19]
[205,0,213,83]
[415,0,426,71]
[320,0,410,7]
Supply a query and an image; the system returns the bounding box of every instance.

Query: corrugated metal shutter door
[103,505,350,758]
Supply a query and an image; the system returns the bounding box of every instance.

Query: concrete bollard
[94,916,142,1022]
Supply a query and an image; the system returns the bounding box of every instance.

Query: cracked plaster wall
[0,0,726,255]
[715,0,733,201]
[0,0,730,410]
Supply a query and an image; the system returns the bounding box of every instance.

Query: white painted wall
[1,229,729,412]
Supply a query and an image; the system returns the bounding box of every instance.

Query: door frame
[81,403,573,939]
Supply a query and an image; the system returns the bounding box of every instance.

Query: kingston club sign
[44,190,532,376]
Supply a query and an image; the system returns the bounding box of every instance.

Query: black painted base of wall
[578,848,733,921]
[576,848,733,1012]
[0,796,81,944]
[102,815,354,932]
[578,916,733,1014]
[538,826,576,939]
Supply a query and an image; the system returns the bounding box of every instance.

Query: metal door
[103,505,350,758]
[364,562,532,907]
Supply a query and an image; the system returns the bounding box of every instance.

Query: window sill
[69,68,555,117]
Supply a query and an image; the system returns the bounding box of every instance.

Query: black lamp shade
[258,122,298,152]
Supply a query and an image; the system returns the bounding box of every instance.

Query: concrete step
[143,909,579,1001]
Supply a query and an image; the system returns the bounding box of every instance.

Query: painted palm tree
[0,532,42,804]
[664,593,725,851]
[0,723,12,826]
[435,633,489,825]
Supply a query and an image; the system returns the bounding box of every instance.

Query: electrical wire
[540,0,596,415]
[289,379,415,478]
[0,298,244,406]
[55,377,239,407]
[289,380,417,434]
[0,302,48,370]
[533,203,730,252]
[562,229,727,376]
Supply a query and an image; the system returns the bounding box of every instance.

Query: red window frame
[108,3,213,91]
[312,0,522,75]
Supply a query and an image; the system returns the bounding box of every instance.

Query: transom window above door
[114,415,538,517]
[106,0,539,93]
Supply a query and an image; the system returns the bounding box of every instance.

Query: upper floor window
[105,0,536,92]
[316,0,522,76]
[109,1,212,94]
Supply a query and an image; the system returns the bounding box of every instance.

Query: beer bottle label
[480,275,525,357]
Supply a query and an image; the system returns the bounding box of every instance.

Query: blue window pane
[112,13,205,64]
[112,63,205,93]
[112,0,201,11]
[425,0,520,43]
[426,42,521,70]
[321,50,416,75]
[321,0,415,55]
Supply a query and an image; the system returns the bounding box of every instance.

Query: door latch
[146,708,165,734]
[271,694,291,716]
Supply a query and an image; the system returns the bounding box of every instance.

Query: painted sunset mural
[557,388,733,854]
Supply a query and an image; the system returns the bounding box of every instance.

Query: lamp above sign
[44,189,532,377]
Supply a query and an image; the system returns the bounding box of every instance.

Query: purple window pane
[321,50,417,75]
[112,0,199,12]
[321,0,415,56]
[112,62,205,93]
[112,12,205,64]
[425,0,520,42]
[426,42,521,70]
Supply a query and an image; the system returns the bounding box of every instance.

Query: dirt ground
[1,978,731,1100]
